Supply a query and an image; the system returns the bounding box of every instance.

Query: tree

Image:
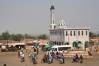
[13,34,24,41]
[24,34,33,39]
[97,34,99,37]
[31,36,36,39]
[9,34,16,41]
[2,31,10,40]
[89,32,96,37]
[0,35,3,40]
[37,34,48,39]
[1,31,10,45]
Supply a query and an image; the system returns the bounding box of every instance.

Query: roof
[50,28,89,31]
[8,43,25,46]
[49,26,90,31]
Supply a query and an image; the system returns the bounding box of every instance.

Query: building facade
[49,5,89,49]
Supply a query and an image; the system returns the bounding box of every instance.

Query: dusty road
[0,51,99,66]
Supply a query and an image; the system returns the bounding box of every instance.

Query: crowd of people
[18,48,84,64]
[42,51,65,64]
[72,53,83,63]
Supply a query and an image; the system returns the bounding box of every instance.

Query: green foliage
[1,31,10,40]
[24,34,32,39]
[14,34,24,41]
[0,31,48,42]
[89,31,96,37]
[0,35,3,40]
[37,34,48,39]
[97,34,99,37]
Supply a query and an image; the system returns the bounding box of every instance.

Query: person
[37,48,39,55]
[33,47,37,52]
[75,53,79,62]
[42,54,47,63]
[72,53,79,63]
[18,49,25,63]
[18,50,22,62]
[3,64,6,66]
[59,53,65,64]
[72,55,76,63]
[20,51,25,62]
[79,55,83,63]
[88,51,92,56]
[51,51,55,58]
[56,51,59,59]
[18,50,20,58]
[61,53,65,63]
[51,51,55,63]
[75,54,79,59]
[48,52,53,64]
[31,51,37,64]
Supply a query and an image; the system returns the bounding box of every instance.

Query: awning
[8,43,26,46]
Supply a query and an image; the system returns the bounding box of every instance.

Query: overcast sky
[0,0,99,35]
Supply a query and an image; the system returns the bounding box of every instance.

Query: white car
[51,45,71,53]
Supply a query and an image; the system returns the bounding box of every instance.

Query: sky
[0,0,99,35]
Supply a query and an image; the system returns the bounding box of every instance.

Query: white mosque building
[49,5,89,49]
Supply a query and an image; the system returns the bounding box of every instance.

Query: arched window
[54,25,56,29]
[82,31,83,36]
[78,31,80,36]
[86,30,87,36]
[66,31,68,36]
[74,31,76,36]
[70,31,72,36]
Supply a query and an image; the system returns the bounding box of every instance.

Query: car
[50,45,71,53]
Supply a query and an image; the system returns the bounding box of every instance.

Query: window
[70,31,72,36]
[82,31,83,36]
[86,30,88,36]
[58,47,71,51]
[78,31,80,36]
[66,31,68,36]
[52,48,57,51]
[54,26,56,29]
[74,31,76,36]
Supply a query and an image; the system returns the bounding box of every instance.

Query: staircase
[63,50,93,58]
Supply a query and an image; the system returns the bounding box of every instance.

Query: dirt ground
[0,51,99,66]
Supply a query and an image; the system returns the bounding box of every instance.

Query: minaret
[50,5,56,29]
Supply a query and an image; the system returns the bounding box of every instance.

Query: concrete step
[63,51,93,58]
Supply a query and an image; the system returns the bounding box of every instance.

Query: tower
[59,19,66,29]
[50,5,56,29]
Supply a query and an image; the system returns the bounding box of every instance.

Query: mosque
[49,5,89,49]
